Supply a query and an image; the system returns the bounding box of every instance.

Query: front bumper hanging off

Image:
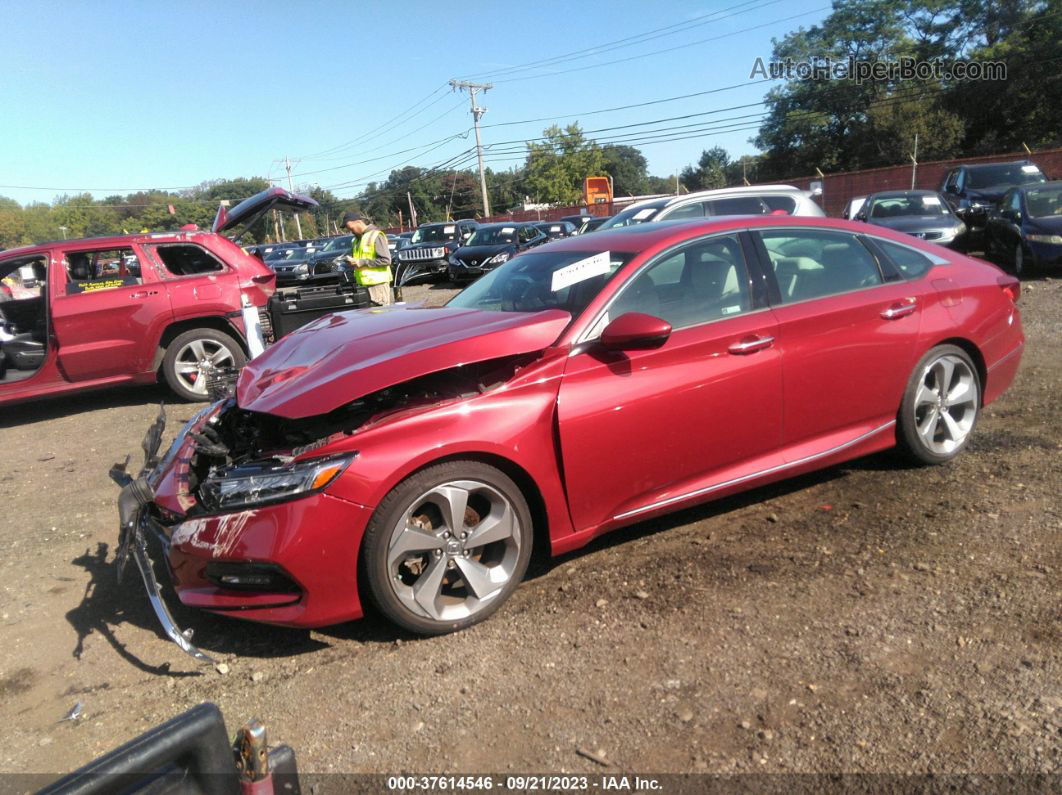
[110,405,216,665]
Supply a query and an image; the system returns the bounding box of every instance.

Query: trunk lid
[212,187,319,236]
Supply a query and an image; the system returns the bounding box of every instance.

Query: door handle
[728,335,774,355]
[881,300,917,320]
[130,290,158,299]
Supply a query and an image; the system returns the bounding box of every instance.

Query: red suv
[0,188,315,405]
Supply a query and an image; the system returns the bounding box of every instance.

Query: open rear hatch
[212,187,319,240]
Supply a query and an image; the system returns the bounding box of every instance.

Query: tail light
[998,275,1020,303]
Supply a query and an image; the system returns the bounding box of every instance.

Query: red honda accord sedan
[118,216,1023,653]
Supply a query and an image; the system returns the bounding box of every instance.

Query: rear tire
[897,345,981,465]
[361,460,533,635]
[162,328,246,402]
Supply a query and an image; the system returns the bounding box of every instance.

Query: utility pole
[450,79,492,218]
[910,133,919,190]
[407,191,418,229]
[284,156,304,239]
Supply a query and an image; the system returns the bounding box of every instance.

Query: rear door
[750,227,923,457]
[557,232,783,529]
[147,241,241,324]
[50,243,171,381]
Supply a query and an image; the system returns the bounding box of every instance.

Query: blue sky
[0,0,831,206]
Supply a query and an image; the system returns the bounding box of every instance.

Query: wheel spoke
[454,557,504,600]
[412,557,447,619]
[946,378,974,407]
[940,409,964,442]
[429,486,469,535]
[914,380,938,408]
[188,340,207,360]
[387,525,445,570]
[176,364,201,374]
[933,358,955,395]
[917,406,938,438]
[466,503,516,548]
[209,347,233,365]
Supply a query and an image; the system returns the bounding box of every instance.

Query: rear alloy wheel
[898,345,981,465]
[362,461,532,635]
[162,328,246,402]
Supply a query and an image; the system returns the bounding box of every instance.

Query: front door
[50,243,171,381]
[557,232,783,531]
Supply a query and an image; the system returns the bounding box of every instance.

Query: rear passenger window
[709,197,768,216]
[608,234,751,330]
[762,195,797,214]
[63,247,143,294]
[875,239,935,279]
[153,244,225,276]
[759,230,883,303]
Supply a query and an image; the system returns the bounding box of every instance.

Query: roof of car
[614,184,807,216]
[0,229,223,257]
[532,215,911,256]
[961,160,1038,171]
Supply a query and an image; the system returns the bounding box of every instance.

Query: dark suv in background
[393,219,479,281]
[940,160,1047,244]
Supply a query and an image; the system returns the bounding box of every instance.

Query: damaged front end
[111,356,532,662]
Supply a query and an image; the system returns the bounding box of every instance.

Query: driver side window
[608,234,751,330]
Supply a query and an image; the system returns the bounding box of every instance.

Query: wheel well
[152,317,247,374]
[934,337,987,403]
[407,453,551,556]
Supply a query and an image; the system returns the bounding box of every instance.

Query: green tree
[600,145,649,197]
[680,147,731,192]
[524,124,605,205]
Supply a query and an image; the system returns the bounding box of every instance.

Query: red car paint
[0,231,275,406]
[149,217,1024,628]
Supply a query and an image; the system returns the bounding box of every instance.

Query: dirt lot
[0,276,1058,782]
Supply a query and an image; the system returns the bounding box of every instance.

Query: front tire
[361,461,533,635]
[897,345,981,465]
[162,328,246,402]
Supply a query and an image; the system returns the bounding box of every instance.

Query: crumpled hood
[237,305,571,419]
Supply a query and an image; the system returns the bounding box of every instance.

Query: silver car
[597,185,824,230]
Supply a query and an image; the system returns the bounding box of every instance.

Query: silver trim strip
[613,419,896,521]
[987,343,1022,372]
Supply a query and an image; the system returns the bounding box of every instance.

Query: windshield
[448,249,631,315]
[467,227,516,246]
[411,225,457,244]
[597,204,663,230]
[869,194,948,218]
[967,164,1045,190]
[322,235,353,252]
[1025,186,1062,218]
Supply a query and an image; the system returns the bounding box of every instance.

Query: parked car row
[839,160,1056,276]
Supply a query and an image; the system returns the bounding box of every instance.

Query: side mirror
[944,184,958,195]
[599,312,672,351]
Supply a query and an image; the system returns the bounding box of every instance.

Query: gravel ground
[0,275,1058,782]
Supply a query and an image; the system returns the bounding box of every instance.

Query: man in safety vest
[341,211,393,306]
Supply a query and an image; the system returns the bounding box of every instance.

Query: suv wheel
[162,328,246,402]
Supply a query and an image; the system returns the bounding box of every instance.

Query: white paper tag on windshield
[552,251,611,292]
[922,195,940,205]
[633,208,656,220]
[1021,165,1040,174]
[444,225,456,233]
[501,226,515,234]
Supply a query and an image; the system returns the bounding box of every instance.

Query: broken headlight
[199,453,355,511]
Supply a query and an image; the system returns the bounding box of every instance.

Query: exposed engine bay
[187,355,532,504]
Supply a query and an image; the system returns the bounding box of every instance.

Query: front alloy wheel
[898,345,980,464]
[362,461,532,634]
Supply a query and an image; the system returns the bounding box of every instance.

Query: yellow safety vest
[352,230,392,286]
